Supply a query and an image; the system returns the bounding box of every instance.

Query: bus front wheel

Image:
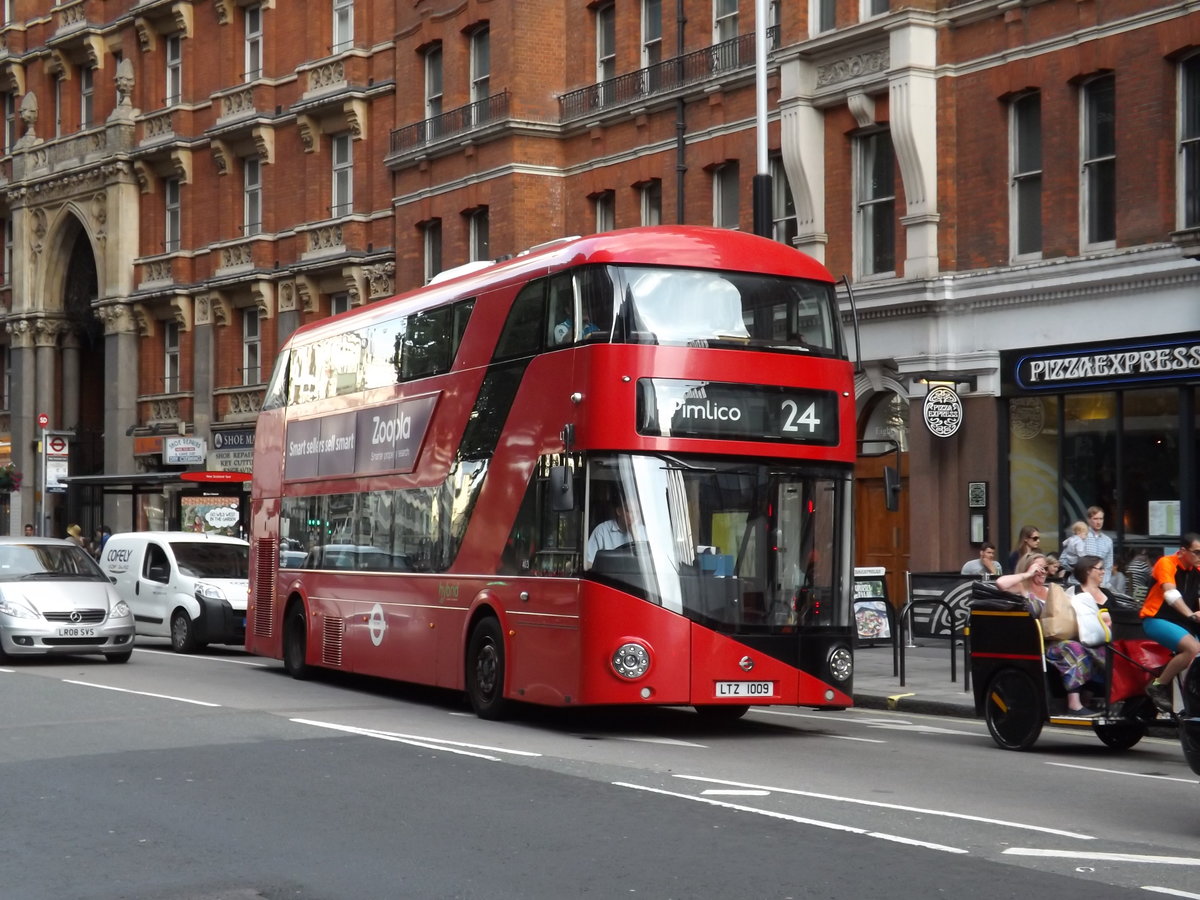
[283,604,313,680]
[466,617,510,720]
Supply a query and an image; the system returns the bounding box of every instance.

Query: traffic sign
[48,435,68,455]
[37,413,49,428]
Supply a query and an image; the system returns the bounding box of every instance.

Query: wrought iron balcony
[390,90,510,155]
[559,27,777,123]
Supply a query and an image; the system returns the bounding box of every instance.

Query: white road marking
[1046,762,1199,785]
[617,736,708,748]
[701,789,771,797]
[1142,887,1200,898]
[613,782,967,854]
[827,735,888,743]
[134,648,270,667]
[757,707,977,736]
[673,774,1093,840]
[290,718,543,761]
[62,679,221,707]
[1005,849,1200,866]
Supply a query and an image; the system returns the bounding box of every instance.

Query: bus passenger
[585,499,644,568]
[1140,533,1200,713]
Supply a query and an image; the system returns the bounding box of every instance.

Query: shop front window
[1008,395,1060,554]
[1062,392,1117,532]
[1122,388,1180,542]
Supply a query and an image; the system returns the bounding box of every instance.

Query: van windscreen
[170,542,249,579]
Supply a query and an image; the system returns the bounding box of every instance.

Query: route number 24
[781,399,821,433]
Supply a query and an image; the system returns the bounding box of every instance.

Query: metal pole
[751,0,772,237]
[38,425,45,536]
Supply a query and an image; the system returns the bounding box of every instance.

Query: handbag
[1040,583,1078,641]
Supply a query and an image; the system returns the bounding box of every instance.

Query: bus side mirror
[883,465,901,512]
[549,465,575,512]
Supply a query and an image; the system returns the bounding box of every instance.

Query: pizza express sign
[923,385,963,438]
[1014,338,1200,390]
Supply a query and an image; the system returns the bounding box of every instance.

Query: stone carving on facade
[0,59,25,95]
[27,167,108,204]
[343,99,367,139]
[5,317,34,349]
[294,275,318,313]
[142,110,174,142]
[341,266,364,307]
[112,58,136,124]
[150,397,180,421]
[227,388,263,417]
[296,115,317,153]
[33,316,68,348]
[365,262,395,299]
[219,243,252,270]
[308,61,346,93]
[250,280,275,320]
[307,225,344,253]
[96,302,139,336]
[816,48,889,89]
[169,295,193,331]
[91,191,107,249]
[251,125,274,164]
[221,87,255,119]
[29,208,47,264]
[195,293,211,326]
[208,292,231,326]
[143,260,172,284]
[277,280,296,313]
[131,303,154,337]
[15,91,40,149]
[56,2,86,29]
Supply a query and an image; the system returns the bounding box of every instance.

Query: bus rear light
[827,645,853,683]
[612,641,651,680]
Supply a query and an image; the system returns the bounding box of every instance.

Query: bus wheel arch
[465,611,511,720]
[283,594,313,680]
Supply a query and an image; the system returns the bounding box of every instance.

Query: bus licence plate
[57,626,95,637]
[714,681,774,698]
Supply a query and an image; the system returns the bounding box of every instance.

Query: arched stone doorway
[854,382,911,608]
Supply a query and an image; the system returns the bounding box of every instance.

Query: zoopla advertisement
[284,394,438,480]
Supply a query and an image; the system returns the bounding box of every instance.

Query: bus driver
[585,498,645,568]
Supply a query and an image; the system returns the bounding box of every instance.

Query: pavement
[852,639,976,717]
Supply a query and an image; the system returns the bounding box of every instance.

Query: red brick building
[1,1,1197,585]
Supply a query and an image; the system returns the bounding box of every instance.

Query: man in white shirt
[1083,506,1114,587]
[585,500,644,567]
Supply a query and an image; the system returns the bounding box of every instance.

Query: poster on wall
[180,496,243,536]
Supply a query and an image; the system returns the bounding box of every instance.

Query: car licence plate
[714,681,775,698]
[57,626,96,637]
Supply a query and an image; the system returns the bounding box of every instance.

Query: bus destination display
[636,378,838,445]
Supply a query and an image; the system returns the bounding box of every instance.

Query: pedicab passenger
[996,552,1106,717]
[1139,533,1200,713]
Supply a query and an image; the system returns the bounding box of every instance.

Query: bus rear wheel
[283,604,312,680]
[466,617,510,720]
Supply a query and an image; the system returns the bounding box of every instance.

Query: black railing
[390,90,510,155]
[559,27,777,123]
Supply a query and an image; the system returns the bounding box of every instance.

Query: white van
[99,532,250,653]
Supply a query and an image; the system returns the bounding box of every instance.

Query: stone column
[6,318,36,533]
[61,330,81,432]
[98,302,140,529]
[33,318,65,534]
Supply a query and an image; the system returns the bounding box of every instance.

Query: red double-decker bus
[247,226,857,719]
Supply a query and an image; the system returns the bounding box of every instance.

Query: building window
[863,0,889,17]
[80,66,94,128]
[244,157,262,235]
[1082,73,1116,246]
[714,0,738,43]
[423,219,442,284]
[713,161,740,229]
[164,177,181,252]
[856,130,895,276]
[1011,91,1042,259]
[771,156,797,246]
[594,191,615,233]
[333,0,353,54]
[165,34,183,106]
[642,0,662,70]
[2,92,14,152]
[2,218,11,285]
[244,4,263,82]
[331,134,352,216]
[468,207,489,262]
[470,27,490,105]
[164,320,180,394]
[243,308,261,385]
[425,44,443,121]
[812,0,836,32]
[1180,56,1200,229]
[330,292,351,316]
[596,3,615,85]
[639,179,662,226]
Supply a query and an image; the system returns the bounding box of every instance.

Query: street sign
[48,435,68,455]
[37,413,49,428]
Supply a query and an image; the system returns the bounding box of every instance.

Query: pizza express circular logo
[922,385,963,438]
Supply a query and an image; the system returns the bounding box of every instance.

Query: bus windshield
[585,454,848,634]
[610,266,840,356]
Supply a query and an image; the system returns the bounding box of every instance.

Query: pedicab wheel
[1181,720,1200,775]
[985,669,1044,751]
[1092,721,1145,750]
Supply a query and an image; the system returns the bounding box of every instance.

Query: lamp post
[751,0,772,238]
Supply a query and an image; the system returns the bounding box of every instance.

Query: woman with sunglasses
[1007,525,1041,574]
[1140,534,1200,713]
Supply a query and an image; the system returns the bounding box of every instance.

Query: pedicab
[969,582,1170,751]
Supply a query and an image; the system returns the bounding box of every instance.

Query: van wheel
[466,617,510,720]
[283,605,312,680]
[170,609,198,653]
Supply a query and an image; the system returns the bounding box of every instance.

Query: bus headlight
[827,645,853,683]
[612,642,651,680]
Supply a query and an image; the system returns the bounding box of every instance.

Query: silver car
[0,537,136,663]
